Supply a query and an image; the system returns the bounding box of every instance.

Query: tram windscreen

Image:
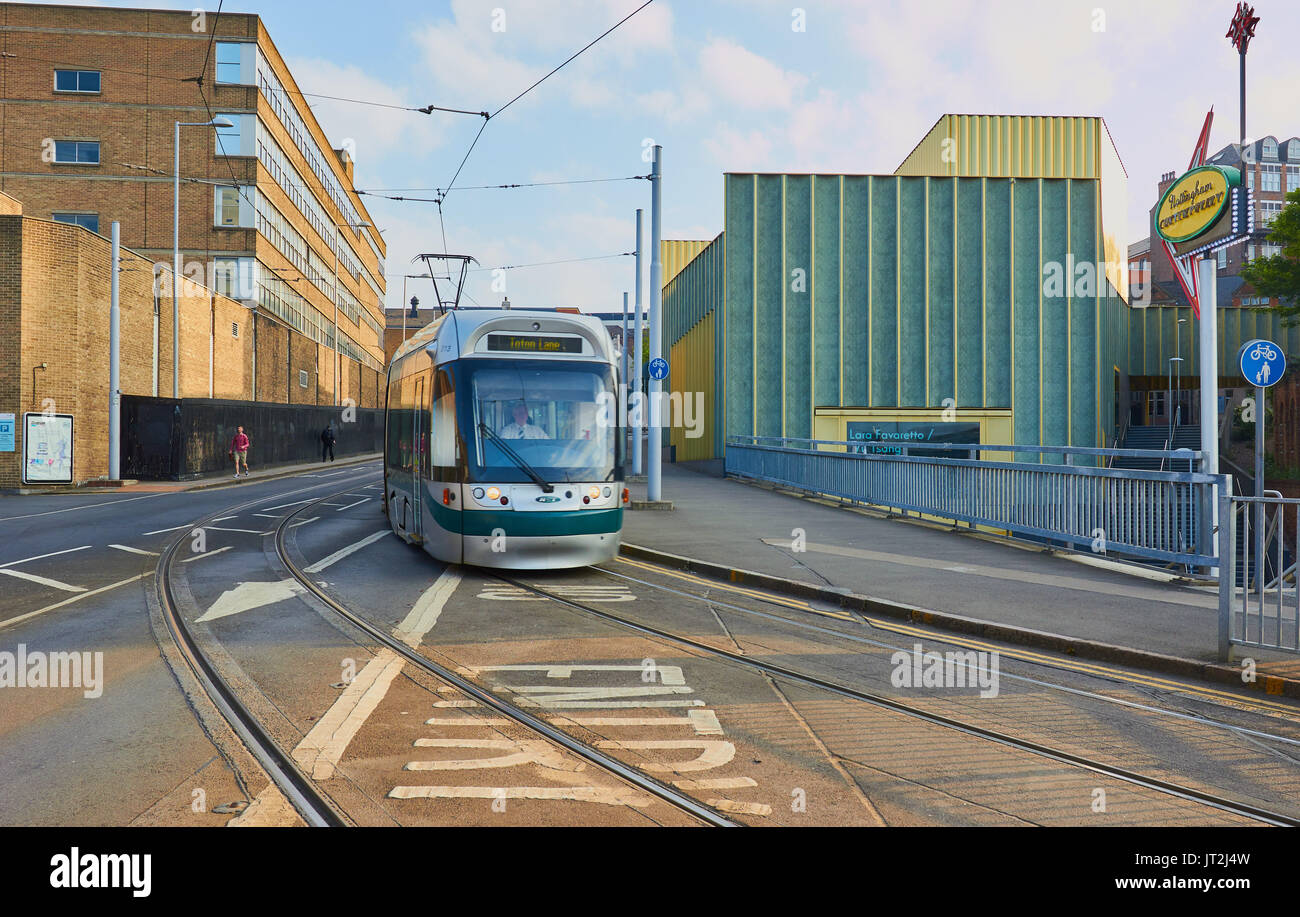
[464,360,618,483]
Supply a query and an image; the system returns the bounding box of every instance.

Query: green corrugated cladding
[1127,306,1300,377]
[703,172,1114,458]
[663,233,726,451]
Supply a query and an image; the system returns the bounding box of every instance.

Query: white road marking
[0,493,161,523]
[226,785,301,827]
[392,570,463,648]
[109,544,158,556]
[594,739,736,772]
[211,516,239,523]
[302,530,390,573]
[0,569,86,592]
[261,499,316,511]
[288,517,319,529]
[195,579,305,623]
[205,526,271,535]
[181,546,232,563]
[387,785,649,806]
[707,798,771,817]
[285,569,461,782]
[293,650,406,780]
[0,545,92,568]
[425,717,511,726]
[407,738,583,772]
[334,498,370,512]
[553,711,723,735]
[673,777,758,790]
[143,523,196,535]
[0,572,151,631]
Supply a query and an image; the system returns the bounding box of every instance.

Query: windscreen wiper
[479,422,554,493]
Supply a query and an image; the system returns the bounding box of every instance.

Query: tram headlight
[473,487,485,500]
[485,487,499,501]
[587,486,600,500]
[602,486,611,498]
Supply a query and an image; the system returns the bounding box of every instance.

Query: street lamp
[173,117,232,399]
[332,220,371,406]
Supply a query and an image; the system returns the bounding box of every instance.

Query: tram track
[495,568,1300,828]
[273,491,739,828]
[154,473,378,828]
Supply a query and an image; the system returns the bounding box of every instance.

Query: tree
[1241,188,1300,321]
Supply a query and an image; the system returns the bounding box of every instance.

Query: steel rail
[274,495,739,828]
[498,573,1300,828]
[155,474,379,828]
[598,564,1300,745]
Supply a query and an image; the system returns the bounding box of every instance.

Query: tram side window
[416,371,430,478]
[431,369,457,474]
[385,374,404,473]
[399,373,418,472]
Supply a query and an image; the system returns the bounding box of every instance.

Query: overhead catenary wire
[357,174,650,201]
[467,252,635,272]
[436,0,656,207]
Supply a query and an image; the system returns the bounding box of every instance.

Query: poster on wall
[23,412,74,484]
[0,413,14,452]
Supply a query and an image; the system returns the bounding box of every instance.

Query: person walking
[320,422,336,462]
[230,425,250,478]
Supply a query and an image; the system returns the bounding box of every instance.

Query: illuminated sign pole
[1155,112,1253,569]
[1227,3,1259,144]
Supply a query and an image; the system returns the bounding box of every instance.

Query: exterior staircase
[1111,424,1200,471]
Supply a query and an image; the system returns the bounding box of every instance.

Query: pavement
[12,452,382,495]
[623,461,1300,697]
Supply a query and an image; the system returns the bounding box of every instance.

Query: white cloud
[283,58,446,187]
[698,38,808,110]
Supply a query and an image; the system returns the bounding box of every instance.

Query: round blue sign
[1239,338,1286,388]
[648,357,669,381]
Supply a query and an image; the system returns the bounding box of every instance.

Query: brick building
[0,2,388,485]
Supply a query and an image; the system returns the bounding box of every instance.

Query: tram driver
[499,401,550,439]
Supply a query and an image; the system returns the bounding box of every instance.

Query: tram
[383,307,627,569]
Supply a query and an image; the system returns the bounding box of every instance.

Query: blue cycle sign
[1238,338,1286,388]
[648,357,669,381]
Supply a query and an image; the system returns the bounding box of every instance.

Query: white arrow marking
[196,579,305,623]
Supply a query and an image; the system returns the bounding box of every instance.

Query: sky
[31,0,1300,313]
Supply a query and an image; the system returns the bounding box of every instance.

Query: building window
[1288,165,1300,192]
[214,186,254,228]
[231,322,239,338]
[1247,169,1254,190]
[215,42,252,85]
[51,212,99,233]
[214,113,252,157]
[1217,248,1227,269]
[54,70,100,93]
[52,140,99,164]
[298,370,309,388]
[1262,200,1283,226]
[1261,164,1282,192]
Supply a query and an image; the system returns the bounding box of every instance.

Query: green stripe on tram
[426,498,622,536]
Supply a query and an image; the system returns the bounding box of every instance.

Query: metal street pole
[622,291,629,463]
[1255,381,1265,589]
[648,145,664,502]
[173,121,181,400]
[109,221,121,480]
[633,207,644,476]
[1198,257,1220,566]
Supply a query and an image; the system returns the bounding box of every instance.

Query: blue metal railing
[725,435,1226,568]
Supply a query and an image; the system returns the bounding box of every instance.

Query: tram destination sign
[486,333,583,354]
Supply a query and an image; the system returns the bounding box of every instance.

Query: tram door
[411,375,425,542]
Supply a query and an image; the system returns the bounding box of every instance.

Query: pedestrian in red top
[231,425,250,477]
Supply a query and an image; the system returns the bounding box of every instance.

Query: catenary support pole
[648,145,663,502]
[633,208,644,476]
[622,291,630,461]
[109,221,121,480]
